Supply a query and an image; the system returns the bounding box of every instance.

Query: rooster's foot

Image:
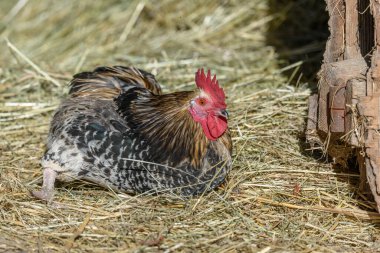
[31,167,57,204]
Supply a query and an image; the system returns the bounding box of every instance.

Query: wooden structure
[307,0,380,212]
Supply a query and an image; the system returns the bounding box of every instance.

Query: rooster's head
[189,69,228,141]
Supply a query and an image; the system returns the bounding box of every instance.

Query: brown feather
[115,88,228,167]
[68,66,162,99]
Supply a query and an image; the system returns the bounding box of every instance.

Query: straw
[0,0,377,252]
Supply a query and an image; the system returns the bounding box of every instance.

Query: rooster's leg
[32,168,57,203]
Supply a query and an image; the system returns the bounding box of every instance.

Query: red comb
[195,69,226,108]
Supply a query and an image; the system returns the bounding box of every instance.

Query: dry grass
[1,1,380,252]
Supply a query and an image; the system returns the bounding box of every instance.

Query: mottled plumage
[33,66,232,201]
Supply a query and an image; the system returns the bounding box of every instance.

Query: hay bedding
[0,0,379,252]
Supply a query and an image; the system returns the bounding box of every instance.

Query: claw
[31,189,54,202]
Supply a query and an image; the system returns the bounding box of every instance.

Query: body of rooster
[32,66,232,201]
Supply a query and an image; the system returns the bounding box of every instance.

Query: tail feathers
[69,66,162,99]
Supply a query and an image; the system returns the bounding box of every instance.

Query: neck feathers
[115,87,209,167]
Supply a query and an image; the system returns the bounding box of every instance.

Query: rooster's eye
[197,98,206,106]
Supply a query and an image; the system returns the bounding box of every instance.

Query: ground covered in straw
[1,1,380,252]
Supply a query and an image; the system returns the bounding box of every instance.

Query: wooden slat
[345,0,361,59]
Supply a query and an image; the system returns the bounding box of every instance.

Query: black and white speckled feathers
[41,66,232,197]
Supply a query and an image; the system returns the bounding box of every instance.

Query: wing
[68,66,162,100]
[52,100,172,193]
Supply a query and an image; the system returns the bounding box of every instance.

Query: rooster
[32,66,232,202]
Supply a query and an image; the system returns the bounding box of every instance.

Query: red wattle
[203,115,227,141]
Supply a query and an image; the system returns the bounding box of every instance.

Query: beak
[218,109,229,119]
